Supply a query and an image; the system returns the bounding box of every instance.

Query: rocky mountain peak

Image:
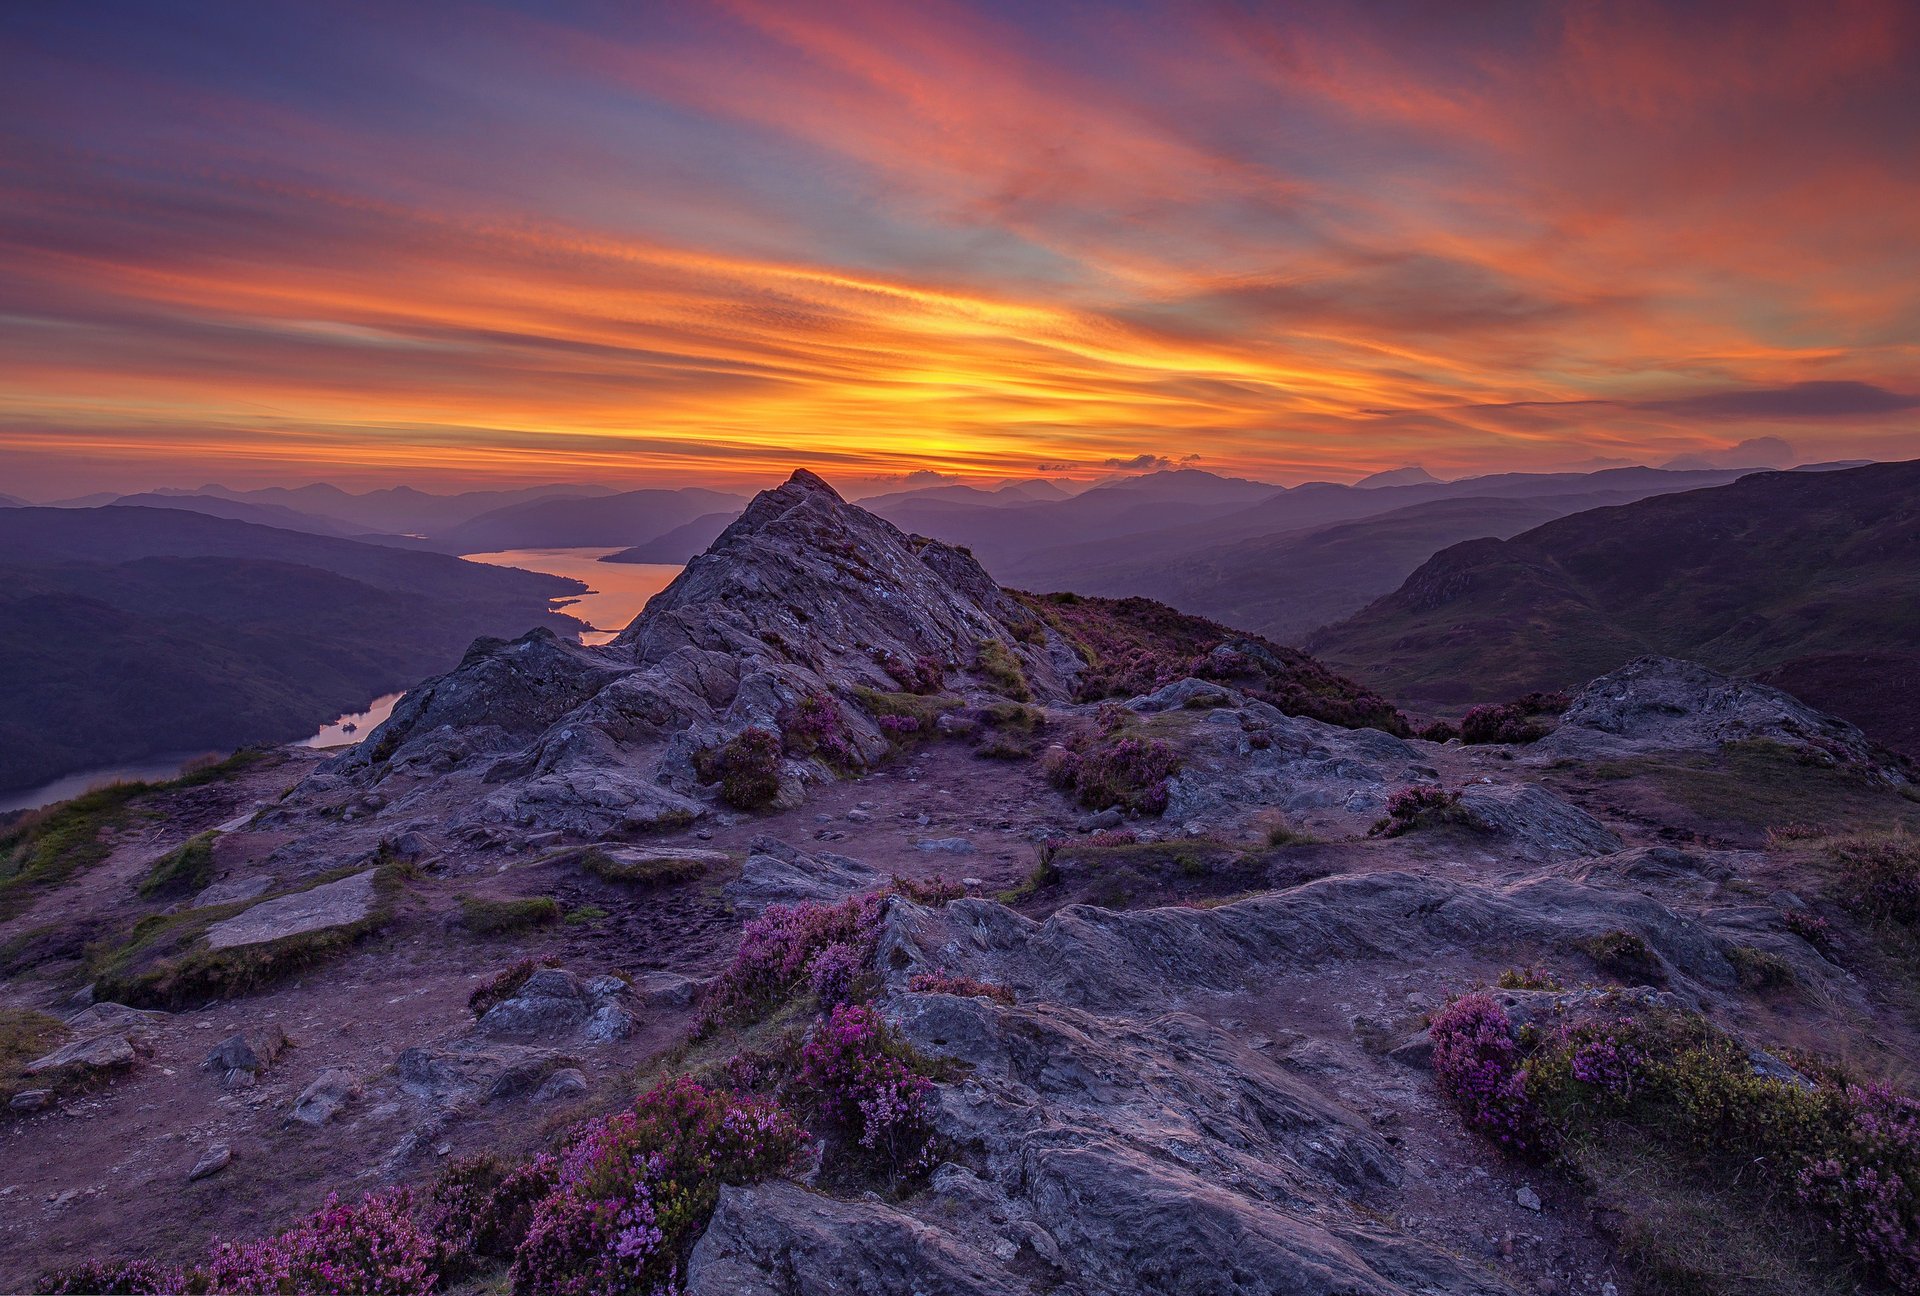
[312,470,1071,839]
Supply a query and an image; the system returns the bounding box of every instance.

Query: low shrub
[1784,908,1836,953]
[1461,703,1548,745]
[1417,720,1459,743]
[1431,989,1920,1292]
[795,1003,937,1179]
[779,690,855,765]
[878,652,944,695]
[39,1259,189,1294]
[470,957,562,1018]
[698,890,890,1030]
[854,688,962,742]
[1579,930,1666,986]
[206,1187,439,1296]
[909,971,1015,1004]
[1726,943,1796,992]
[1828,832,1920,923]
[422,1153,553,1273]
[1043,735,1182,816]
[510,1077,806,1296]
[1496,966,1564,992]
[1428,993,1542,1153]
[459,896,560,936]
[563,905,609,927]
[1371,786,1478,837]
[974,638,1031,701]
[137,832,219,900]
[695,727,784,810]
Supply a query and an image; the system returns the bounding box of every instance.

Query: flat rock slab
[27,1032,140,1076]
[194,874,275,909]
[205,870,375,951]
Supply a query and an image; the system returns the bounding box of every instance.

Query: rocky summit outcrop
[311,470,1075,838]
[1530,655,1902,777]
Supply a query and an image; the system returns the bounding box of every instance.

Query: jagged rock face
[682,869,1764,1295]
[1129,680,1433,840]
[1531,655,1896,774]
[316,470,1070,838]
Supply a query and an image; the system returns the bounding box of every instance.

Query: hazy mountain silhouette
[427,487,748,553]
[0,507,584,790]
[1307,460,1920,752]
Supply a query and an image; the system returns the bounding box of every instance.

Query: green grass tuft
[459,896,561,936]
[137,831,220,900]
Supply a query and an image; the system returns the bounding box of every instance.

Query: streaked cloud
[0,0,1915,494]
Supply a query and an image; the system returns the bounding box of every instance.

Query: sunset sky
[3,0,1917,496]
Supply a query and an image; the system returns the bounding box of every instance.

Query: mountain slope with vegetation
[1308,460,1920,751]
[0,509,584,791]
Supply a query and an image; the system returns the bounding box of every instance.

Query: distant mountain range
[429,487,747,554]
[1306,459,1920,753]
[0,507,585,792]
[840,465,1764,639]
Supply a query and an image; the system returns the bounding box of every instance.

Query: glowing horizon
[3,0,1917,497]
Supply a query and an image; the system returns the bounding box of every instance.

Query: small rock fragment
[1516,1185,1542,1212]
[188,1145,232,1181]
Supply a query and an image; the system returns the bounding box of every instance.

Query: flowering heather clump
[805,941,866,1007]
[1087,828,1139,847]
[909,970,1015,1004]
[1563,1017,1647,1100]
[695,727,784,810]
[1828,832,1920,924]
[878,713,920,738]
[1784,908,1836,952]
[1417,720,1459,743]
[796,1003,937,1176]
[422,1154,556,1271]
[1795,1082,1920,1286]
[511,1077,806,1296]
[1460,703,1548,745]
[1045,734,1182,815]
[879,652,944,695]
[1428,993,1540,1153]
[1429,983,1920,1291]
[779,690,855,765]
[1372,786,1475,837]
[698,890,890,1029]
[206,1188,438,1296]
[39,1260,187,1294]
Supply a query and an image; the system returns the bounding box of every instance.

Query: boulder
[475,968,634,1043]
[204,871,377,951]
[26,1032,144,1077]
[532,1068,589,1104]
[1533,656,1894,773]
[724,837,885,914]
[288,1067,360,1127]
[1156,699,1433,840]
[204,1025,291,1083]
[192,875,275,909]
[1456,783,1623,859]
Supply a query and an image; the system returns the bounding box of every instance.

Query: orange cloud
[0,0,1915,495]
